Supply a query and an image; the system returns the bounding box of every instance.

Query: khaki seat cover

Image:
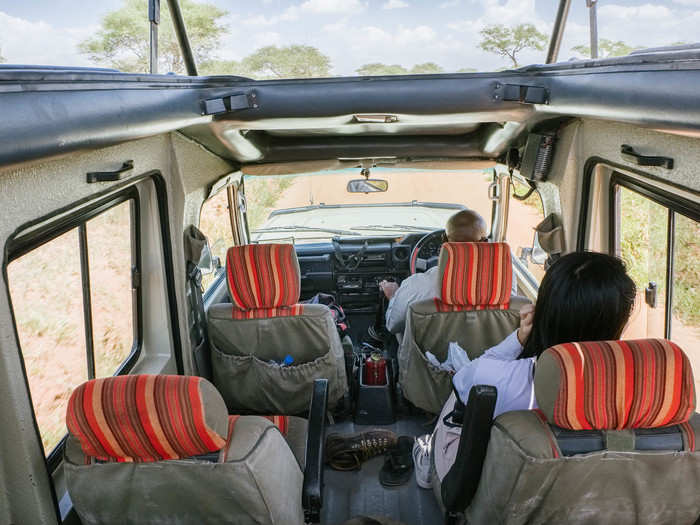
[64,376,306,525]
[398,242,528,414]
[209,303,347,414]
[466,339,700,524]
[209,244,347,414]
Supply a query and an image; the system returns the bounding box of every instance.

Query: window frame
[5,187,142,470]
[609,171,700,339]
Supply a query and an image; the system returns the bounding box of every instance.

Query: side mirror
[346,179,389,193]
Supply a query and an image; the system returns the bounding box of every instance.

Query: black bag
[303,292,348,337]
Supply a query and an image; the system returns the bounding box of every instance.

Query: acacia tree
[242,45,331,79]
[478,23,548,68]
[79,0,227,73]
[572,39,642,58]
[355,62,444,75]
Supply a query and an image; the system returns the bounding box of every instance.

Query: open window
[7,194,140,461]
[611,174,700,393]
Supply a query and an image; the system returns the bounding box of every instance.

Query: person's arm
[384,281,411,335]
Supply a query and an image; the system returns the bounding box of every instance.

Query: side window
[613,180,700,392]
[199,189,234,292]
[506,177,546,286]
[7,198,138,455]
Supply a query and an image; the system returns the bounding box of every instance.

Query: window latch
[621,145,674,169]
[86,160,134,183]
[645,281,658,308]
[132,267,141,289]
[201,92,257,116]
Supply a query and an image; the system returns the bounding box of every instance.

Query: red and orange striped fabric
[66,375,227,463]
[231,304,304,320]
[436,242,512,310]
[226,244,301,310]
[542,339,695,431]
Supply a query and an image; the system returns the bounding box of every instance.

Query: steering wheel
[410,229,446,274]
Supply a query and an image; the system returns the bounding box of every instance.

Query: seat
[461,338,700,525]
[398,242,530,414]
[207,243,347,414]
[64,374,329,525]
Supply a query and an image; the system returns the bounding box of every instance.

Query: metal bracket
[86,160,134,183]
[493,83,549,104]
[620,144,674,169]
[201,92,258,116]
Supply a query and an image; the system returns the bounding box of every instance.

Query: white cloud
[300,0,366,14]
[0,11,95,67]
[241,6,300,25]
[382,0,409,9]
[672,0,700,6]
[439,0,460,7]
[252,31,282,47]
[598,3,673,20]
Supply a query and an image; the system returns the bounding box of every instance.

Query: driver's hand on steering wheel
[379,280,399,300]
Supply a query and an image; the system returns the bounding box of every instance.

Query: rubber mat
[321,417,442,525]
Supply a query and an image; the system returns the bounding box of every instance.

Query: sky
[1,0,699,75]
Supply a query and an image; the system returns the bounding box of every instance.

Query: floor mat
[322,417,441,525]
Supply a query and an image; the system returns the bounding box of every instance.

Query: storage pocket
[211,344,344,414]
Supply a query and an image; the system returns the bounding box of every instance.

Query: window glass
[86,201,135,378]
[7,199,137,455]
[244,169,495,244]
[8,229,87,453]
[199,189,233,291]
[671,213,700,394]
[506,177,545,285]
[616,186,668,339]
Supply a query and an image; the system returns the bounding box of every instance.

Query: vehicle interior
[1,2,699,524]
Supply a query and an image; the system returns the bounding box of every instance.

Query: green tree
[356,63,407,76]
[478,23,548,68]
[410,62,444,74]
[79,0,227,73]
[572,39,642,58]
[199,59,250,77]
[243,45,331,79]
[456,67,478,73]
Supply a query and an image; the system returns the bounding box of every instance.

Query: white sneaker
[412,433,433,489]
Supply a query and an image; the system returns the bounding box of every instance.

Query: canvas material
[65,416,304,525]
[436,242,512,309]
[183,225,208,265]
[226,244,301,310]
[208,303,347,414]
[66,375,229,463]
[465,410,700,525]
[398,296,529,414]
[535,339,696,430]
[534,213,564,256]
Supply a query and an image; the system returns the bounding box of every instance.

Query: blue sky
[1,0,699,74]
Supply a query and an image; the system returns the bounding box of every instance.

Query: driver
[379,209,490,336]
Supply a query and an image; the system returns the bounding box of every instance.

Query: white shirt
[432,330,537,481]
[385,267,439,335]
[385,262,519,336]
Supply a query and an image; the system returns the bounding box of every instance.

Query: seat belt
[186,260,212,379]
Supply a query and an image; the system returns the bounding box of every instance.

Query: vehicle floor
[321,415,442,525]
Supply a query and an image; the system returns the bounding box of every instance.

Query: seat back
[208,244,347,414]
[467,339,700,525]
[399,242,528,413]
[64,375,305,525]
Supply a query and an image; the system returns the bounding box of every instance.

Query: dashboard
[295,233,429,315]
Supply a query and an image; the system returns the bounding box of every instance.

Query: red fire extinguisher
[363,351,387,386]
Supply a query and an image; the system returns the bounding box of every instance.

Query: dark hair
[520,252,636,359]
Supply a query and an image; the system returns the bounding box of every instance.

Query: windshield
[244,169,493,244]
[1,1,695,76]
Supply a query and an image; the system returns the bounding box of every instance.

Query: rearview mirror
[347,179,389,193]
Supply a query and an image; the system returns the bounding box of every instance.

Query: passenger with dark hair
[420,252,637,488]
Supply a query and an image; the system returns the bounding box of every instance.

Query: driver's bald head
[446,210,487,243]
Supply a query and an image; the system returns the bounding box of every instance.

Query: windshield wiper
[350,224,437,232]
[252,225,356,235]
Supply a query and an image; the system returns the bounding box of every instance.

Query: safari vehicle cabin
[0,3,699,524]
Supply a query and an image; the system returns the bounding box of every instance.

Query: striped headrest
[226,244,301,310]
[535,339,696,431]
[66,375,229,463]
[436,242,512,309]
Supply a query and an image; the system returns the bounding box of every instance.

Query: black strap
[186,261,211,379]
